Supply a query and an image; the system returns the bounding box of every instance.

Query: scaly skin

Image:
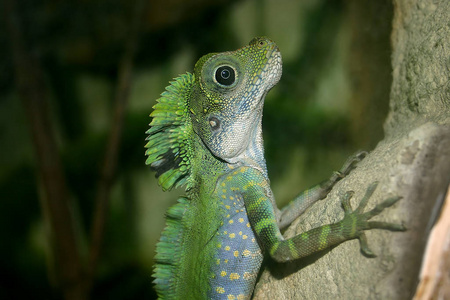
[145,37,405,300]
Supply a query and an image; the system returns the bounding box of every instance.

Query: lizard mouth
[262,46,283,93]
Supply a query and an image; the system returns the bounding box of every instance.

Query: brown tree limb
[3,1,85,299]
[413,185,450,300]
[87,0,147,291]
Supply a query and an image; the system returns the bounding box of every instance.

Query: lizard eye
[214,65,235,86]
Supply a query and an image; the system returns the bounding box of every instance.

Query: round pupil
[215,66,235,86]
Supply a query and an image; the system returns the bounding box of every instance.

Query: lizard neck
[231,119,268,180]
[225,99,269,181]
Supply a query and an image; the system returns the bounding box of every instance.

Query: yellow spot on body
[235,209,240,213]
[243,249,251,257]
[239,218,244,223]
[237,294,245,300]
[246,223,250,227]
[216,259,220,265]
[223,231,228,235]
[221,182,226,187]
[222,189,227,193]
[225,246,230,251]
[222,195,227,199]
[233,250,239,257]
[230,273,240,280]
[229,233,235,238]
[226,214,230,218]
[217,244,222,248]
[224,259,229,263]
[239,231,242,235]
[227,176,232,181]
[228,295,236,300]
[229,219,234,224]
[242,235,248,239]
[225,205,231,209]
[229,196,234,200]
[220,271,227,277]
[216,287,225,294]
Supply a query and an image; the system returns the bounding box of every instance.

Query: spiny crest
[152,197,188,299]
[145,73,194,191]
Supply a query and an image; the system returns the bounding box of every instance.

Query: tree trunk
[253,1,450,299]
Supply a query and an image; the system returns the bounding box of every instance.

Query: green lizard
[145,37,405,299]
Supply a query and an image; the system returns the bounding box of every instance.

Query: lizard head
[146,37,282,190]
[190,37,282,165]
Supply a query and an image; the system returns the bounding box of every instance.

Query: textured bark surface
[253,1,450,299]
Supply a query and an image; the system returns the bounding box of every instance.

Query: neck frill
[145,73,194,191]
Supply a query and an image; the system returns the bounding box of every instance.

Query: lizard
[145,37,405,300]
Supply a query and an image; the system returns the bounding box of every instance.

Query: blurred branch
[3,1,85,300]
[87,0,147,289]
[413,184,450,300]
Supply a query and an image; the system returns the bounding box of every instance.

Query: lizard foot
[330,151,368,183]
[340,181,406,257]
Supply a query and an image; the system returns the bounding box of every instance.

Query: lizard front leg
[278,151,367,229]
[240,167,405,263]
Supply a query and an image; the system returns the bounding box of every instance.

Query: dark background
[0,0,393,299]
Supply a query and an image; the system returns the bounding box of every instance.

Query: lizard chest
[207,174,264,299]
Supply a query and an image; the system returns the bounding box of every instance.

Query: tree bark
[253,1,450,299]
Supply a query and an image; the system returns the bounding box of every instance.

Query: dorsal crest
[145,73,194,191]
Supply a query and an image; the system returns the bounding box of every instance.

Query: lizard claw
[358,232,376,258]
[341,190,355,214]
